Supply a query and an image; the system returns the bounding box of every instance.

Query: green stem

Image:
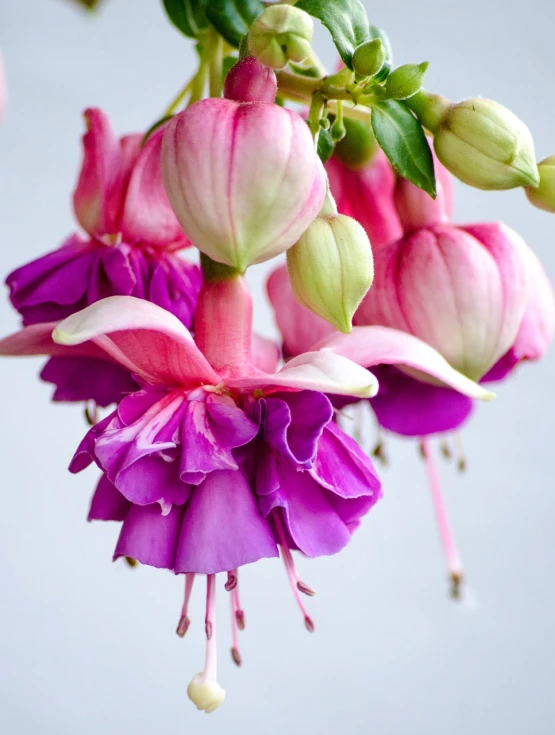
[406,90,450,133]
[163,78,194,117]
[308,94,325,139]
[208,26,224,98]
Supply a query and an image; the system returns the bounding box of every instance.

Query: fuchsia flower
[0,266,491,709]
[161,97,326,271]
[6,108,202,406]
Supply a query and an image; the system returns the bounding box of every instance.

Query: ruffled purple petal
[40,356,139,407]
[179,398,240,483]
[261,391,333,466]
[311,421,382,529]
[69,411,115,473]
[6,236,99,325]
[114,503,185,569]
[369,365,475,436]
[257,459,352,557]
[88,474,130,521]
[174,470,278,574]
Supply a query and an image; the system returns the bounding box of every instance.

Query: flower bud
[223,56,277,104]
[352,39,387,78]
[384,62,428,100]
[286,213,374,333]
[248,5,313,70]
[333,117,377,170]
[525,155,555,213]
[356,221,529,380]
[433,97,540,190]
[162,98,326,270]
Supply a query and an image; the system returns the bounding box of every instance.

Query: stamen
[453,433,467,472]
[227,569,243,666]
[371,428,388,466]
[124,556,138,568]
[225,571,237,591]
[176,573,195,638]
[420,438,464,600]
[84,401,98,426]
[440,439,452,460]
[274,511,315,631]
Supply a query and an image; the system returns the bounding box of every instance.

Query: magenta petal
[174,470,278,574]
[88,474,130,521]
[114,503,185,569]
[147,256,201,329]
[69,412,115,473]
[40,356,139,407]
[369,365,475,436]
[100,245,137,296]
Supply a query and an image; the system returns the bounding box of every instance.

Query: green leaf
[371,99,436,196]
[296,0,370,69]
[162,0,209,38]
[206,0,264,47]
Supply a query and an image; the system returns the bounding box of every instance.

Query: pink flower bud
[326,149,403,250]
[162,99,326,270]
[475,225,555,381]
[224,57,277,103]
[356,220,529,381]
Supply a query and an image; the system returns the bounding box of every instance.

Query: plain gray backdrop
[0,1,554,733]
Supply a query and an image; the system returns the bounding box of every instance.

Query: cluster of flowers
[0,10,553,714]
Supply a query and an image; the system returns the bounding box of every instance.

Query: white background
[0,1,554,733]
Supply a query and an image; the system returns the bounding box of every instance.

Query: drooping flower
[267,158,554,597]
[0,268,490,710]
[161,98,326,271]
[5,108,202,406]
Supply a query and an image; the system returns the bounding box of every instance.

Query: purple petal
[114,503,185,570]
[147,256,202,329]
[369,365,475,436]
[88,474,130,521]
[100,245,137,296]
[174,469,278,574]
[40,356,139,407]
[311,422,382,528]
[179,399,240,483]
[205,394,258,447]
[262,391,333,465]
[69,411,115,473]
[258,460,352,557]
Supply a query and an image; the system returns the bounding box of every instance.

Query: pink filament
[274,512,315,631]
[421,438,464,590]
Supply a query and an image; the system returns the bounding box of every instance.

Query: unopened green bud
[286,214,374,333]
[526,155,555,212]
[385,62,428,100]
[433,97,540,190]
[334,117,377,170]
[352,39,386,78]
[248,5,313,70]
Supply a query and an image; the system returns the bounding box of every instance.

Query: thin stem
[163,78,194,117]
[208,26,223,98]
[421,438,464,598]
